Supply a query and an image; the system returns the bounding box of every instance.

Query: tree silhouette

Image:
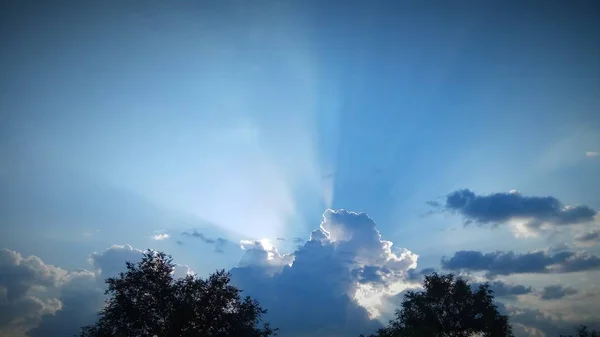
[364,273,513,337]
[561,326,600,337]
[80,250,276,337]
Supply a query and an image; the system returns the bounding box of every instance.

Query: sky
[1,0,600,336]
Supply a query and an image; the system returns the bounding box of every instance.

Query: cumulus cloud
[0,246,139,336]
[437,189,597,237]
[171,264,194,279]
[0,249,69,337]
[0,295,62,337]
[89,244,144,278]
[229,209,418,336]
[441,249,600,276]
[181,231,230,253]
[0,249,69,300]
[0,244,194,336]
[27,271,103,337]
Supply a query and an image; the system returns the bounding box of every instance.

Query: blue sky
[1,1,600,336]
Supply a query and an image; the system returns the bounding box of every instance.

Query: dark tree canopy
[562,326,600,337]
[80,250,276,337]
[365,273,513,337]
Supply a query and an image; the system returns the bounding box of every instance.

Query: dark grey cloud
[441,249,600,276]
[182,230,215,242]
[406,267,436,283]
[575,230,600,246]
[539,285,578,300]
[437,189,596,232]
[472,281,533,298]
[230,209,419,337]
[181,231,229,253]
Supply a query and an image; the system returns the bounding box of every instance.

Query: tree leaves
[80,250,276,337]
[365,273,513,337]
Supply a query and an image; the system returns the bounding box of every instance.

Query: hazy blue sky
[1,1,600,337]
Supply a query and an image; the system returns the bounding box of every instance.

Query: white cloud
[88,244,144,278]
[586,151,599,158]
[171,264,194,279]
[152,233,170,240]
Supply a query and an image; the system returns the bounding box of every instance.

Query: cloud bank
[1,208,598,337]
[442,249,600,276]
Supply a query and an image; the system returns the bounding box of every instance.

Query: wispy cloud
[181,231,229,253]
[586,151,599,158]
[574,230,600,246]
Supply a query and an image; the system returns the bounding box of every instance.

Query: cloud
[437,189,597,236]
[0,249,70,337]
[502,302,600,337]
[574,230,600,247]
[586,151,599,158]
[171,264,194,279]
[229,209,418,336]
[182,231,230,253]
[89,244,144,278]
[152,233,170,240]
[0,296,62,337]
[27,271,103,337]
[292,237,304,244]
[0,249,69,300]
[25,246,145,337]
[539,285,578,301]
[406,267,436,283]
[0,244,194,336]
[472,280,533,298]
[441,249,600,276]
